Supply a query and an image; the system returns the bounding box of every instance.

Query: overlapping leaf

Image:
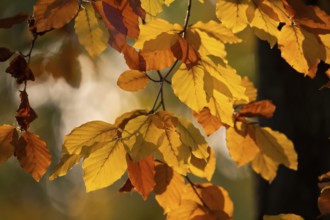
[117,70,149,92]
[141,0,175,17]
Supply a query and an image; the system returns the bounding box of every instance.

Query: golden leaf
[141,0,174,17]
[154,163,185,214]
[33,0,80,33]
[208,90,235,127]
[16,131,51,182]
[189,147,216,180]
[140,48,177,70]
[117,70,149,92]
[235,76,257,104]
[83,139,127,192]
[74,2,108,58]
[216,0,250,33]
[49,154,83,180]
[263,213,304,220]
[126,154,155,200]
[193,107,223,136]
[172,63,208,112]
[0,124,18,163]
[251,152,279,182]
[63,121,117,155]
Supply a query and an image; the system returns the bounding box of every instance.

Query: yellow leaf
[126,155,155,200]
[226,123,259,166]
[0,124,18,163]
[49,154,83,180]
[278,25,325,77]
[172,63,208,112]
[319,34,330,64]
[176,116,209,160]
[117,70,149,92]
[235,76,257,105]
[134,18,181,49]
[83,139,127,192]
[167,200,205,220]
[208,90,235,127]
[122,114,163,161]
[63,121,117,155]
[193,107,223,136]
[74,2,108,58]
[263,214,304,220]
[16,131,51,182]
[154,163,185,213]
[33,0,80,33]
[251,152,279,182]
[255,126,297,170]
[189,147,216,180]
[115,109,148,131]
[141,0,174,16]
[216,0,250,33]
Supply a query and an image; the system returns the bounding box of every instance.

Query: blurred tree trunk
[256,1,330,219]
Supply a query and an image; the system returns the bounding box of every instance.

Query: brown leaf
[319,186,330,216]
[5,55,35,84]
[0,13,29,29]
[15,131,51,181]
[117,70,149,92]
[171,37,201,69]
[16,91,38,131]
[193,107,223,136]
[119,178,135,193]
[0,47,14,62]
[0,125,18,163]
[126,154,156,200]
[122,45,146,71]
[32,0,80,33]
[238,100,276,118]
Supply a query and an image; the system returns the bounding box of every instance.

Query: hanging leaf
[5,55,35,84]
[74,2,108,58]
[15,131,51,182]
[49,153,83,180]
[0,125,18,163]
[32,0,80,33]
[0,47,14,62]
[237,100,276,118]
[193,107,223,136]
[126,154,156,200]
[16,91,38,131]
[171,37,201,69]
[263,213,304,220]
[251,152,279,182]
[154,163,185,214]
[117,70,149,92]
[0,13,28,29]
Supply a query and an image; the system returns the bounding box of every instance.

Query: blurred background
[0,0,329,220]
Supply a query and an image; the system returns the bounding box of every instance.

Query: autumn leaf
[0,13,28,29]
[114,109,148,131]
[16,90,38,131]
[0,125,18,163]
[154,163,185,214]
[193,107,222,136]
[74,2,108,58]
[49,153,83,180]
[251,152,279,182]
[263,213,304,220]
[83,138,127,192]
[121,45,147,71]
[171,37,201,69]
[216,0,250,33]
[126,154,156,200]
[0,47,14,61]
[32,0,80,33]
[237,100,276,118]
[141,0,174,17]
[117,70,149,92]
[6,55,35,84]
[235,76,257,105]
[15,131,51,182]
[189,147,216,180]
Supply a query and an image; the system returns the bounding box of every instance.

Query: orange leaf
[15,131,51,181]
[122,45,146,71]
[126,154,156,200]
[32,0,80,33]
[117,70,149,92]
[140,49,177,71]
[238,100,276,118]
[0,47,14,62]
[193,107,223,136]
[0,125,18,163]
[5,55,35,84]
[171,37,201,69]
[0,13,28,29]
[16,91,38,131]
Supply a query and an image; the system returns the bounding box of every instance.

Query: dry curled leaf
[16,91,38,131]
[5,55,35,84]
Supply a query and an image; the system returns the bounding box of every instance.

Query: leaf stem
[185,176,210,210]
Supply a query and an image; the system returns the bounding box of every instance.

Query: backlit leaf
[141,0,174,16]
[83,138,127,192]
[251,152,279,182]
[172,63,207,112]
[117,70,149,92]
[126,154,156,200]
[171,37,201,69]
[74,3,108,58]
[216,0,250,33]
[0,47,14,61]
[0,13,28,29]
[0,125,18,163]
[16,131,51,182]
[154,163,185,214]
[238,100,276,118]
[263,213,304,220]
[140,48,177,70]
[49,154,83,180]
[189,147,216,180]
[33,0,80,33]
[114,109,148,131]
[63,121,117,155]
[208,90,235,127]
[193,107,222,136]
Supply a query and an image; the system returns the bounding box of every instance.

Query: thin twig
[182,0,192,38]
[185,176,209,209]
[145,72,160,82]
